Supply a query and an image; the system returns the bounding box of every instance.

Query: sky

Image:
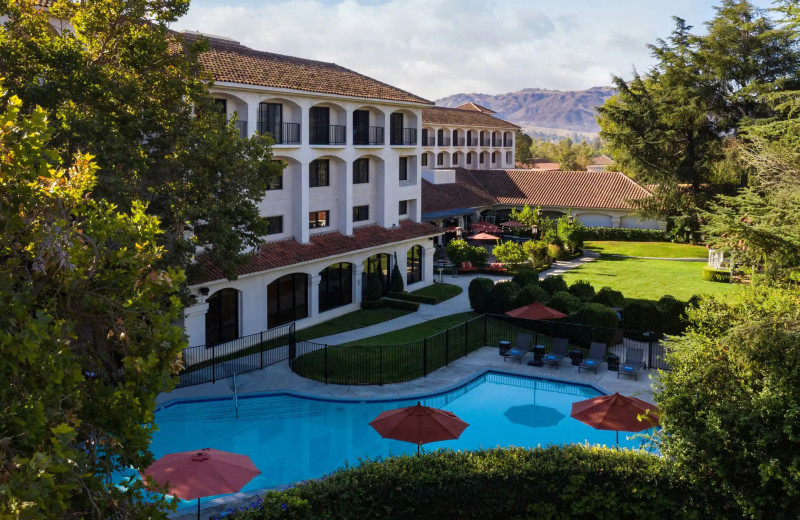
[173,0,777,101]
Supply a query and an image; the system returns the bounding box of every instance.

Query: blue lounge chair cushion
[624,366,633,371]
[510,349,520,355]
[546,354,556,360]
[586,360,594,365]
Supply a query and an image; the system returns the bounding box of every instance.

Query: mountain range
[435,87,616,136]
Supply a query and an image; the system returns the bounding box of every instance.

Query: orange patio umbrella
[142,448,260,519]
[570,392,659,447]
[369,402,469,454]
[470,232,500,241]
[505,303,568,320]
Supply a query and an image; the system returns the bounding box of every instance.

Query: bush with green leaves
[656,295,687,335]
[467,277,495,312]
[511,269,540,288]
[231,446,712,519]
[522,240,550,267]
[484,281,520,314]
[445,239,488,267]
[491,240,527,266]
[547,243,563,261]
[593,287,626,308]
[557,213,585,253]
[568,280,596,301]
[702,265,731,282]
[582,227,668,241]
[540,275,568,295]
[568,303,620,346]
[547,291,581,314]
[365,272,383,302]
[514,284,550,308]
[622,299,658,333]
[390,263,404,293]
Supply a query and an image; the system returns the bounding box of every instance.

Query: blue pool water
[153,372,653,501]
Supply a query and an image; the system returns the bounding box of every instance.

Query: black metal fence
[176,323,295,388]
[290,315,667,385]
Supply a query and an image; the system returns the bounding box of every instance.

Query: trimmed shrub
[381,298,420,311]
[445,239,472,266]
[702,266,731,283]
[484,281,520,314]
[568,280,596,301]
[360,300,382,310]
[656,294,687,335]
[514,284,550,307]
[523,240,549,267]
[583,227,668,241]
[511,269,540,288]
[390,264,404,293]
[546,243,563,261]
[623,299,659,333]
[492,240,527,266]
[467,244,489,267]
[364,271,382,302]
[389,292,437,305]
[468,277,495,312]
[547,290,581,314]
[540,275,568,295]
[569,302,620,346]
[235,446,714,520]
[593,287,625,308]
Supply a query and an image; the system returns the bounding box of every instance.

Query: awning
[421,207,476,219]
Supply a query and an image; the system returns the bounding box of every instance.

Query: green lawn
[295,307,413,341]
[340,311,479,346]
[409,283,463,303]
[561,255,740,302]
[584,241,708,258]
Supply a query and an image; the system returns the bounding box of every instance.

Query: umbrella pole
[616,430,619,449]
[417,444,420,455]
[197,497,200,520]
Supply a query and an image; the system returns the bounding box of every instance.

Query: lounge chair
[541,337,569,369]
[579,342,606,374]
[504,333,533,363]
[459,261,479,274]
[617,348,644,380]
[484,262,508,274]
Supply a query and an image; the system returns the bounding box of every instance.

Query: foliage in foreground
[0,90,185,518]
[229,446,710,520]
[658,284,800,519]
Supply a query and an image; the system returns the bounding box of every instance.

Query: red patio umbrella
[369,402,469,454]
[570,392,659,446]
[505,303,567,320]
[499,220,526,227]
[142,448,260,519]
[470,232,500,241]
[471,223,501,233]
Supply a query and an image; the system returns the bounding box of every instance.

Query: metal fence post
[446,329,449,365]
[423,338,427,377]
[324,344,329,384]
[379,345,383,386]
[260,331,265,369]
[212,345,216,384]
[464,321,469,356]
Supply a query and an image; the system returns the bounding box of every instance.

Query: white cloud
[172,0,773,100]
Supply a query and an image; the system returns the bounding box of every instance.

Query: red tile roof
[421,171,497,215]
[422,106,519,130]
[590,155,615,166]
[455,102,496,114]
[187,34,432,106]
[193,220,442,284]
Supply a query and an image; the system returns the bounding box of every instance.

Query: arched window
[437,152,444,166]
[319,263,353,312]
[363,254,391,299]
[407,245,423,285]
[267,274,308,328]
[206,288,239,346]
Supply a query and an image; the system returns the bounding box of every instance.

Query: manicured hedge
[389,292,438,305]
[381,298,420,311]
[229,446,712,520]
[360,300,382,310]
[540,274,568,295]
[468,277,495,312]
[702,265,731,283]
[583,227,668,241]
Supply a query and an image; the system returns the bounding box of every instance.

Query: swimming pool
[153,371,653,501]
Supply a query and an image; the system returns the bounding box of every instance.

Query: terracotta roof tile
[590,155,615,166]
[422,106,519,130]
[455,102,496,114]
[421,170,498,215]
[188,34,432,105]
[192,220,442,284]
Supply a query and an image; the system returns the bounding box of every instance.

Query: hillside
[435,87,615,135]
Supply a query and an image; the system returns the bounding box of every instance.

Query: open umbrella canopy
[141,448,260,501]
[499,220,526,227]
[570,393,659,432]
[369,402,469,448]
[506,303,568,321]
[470,232,500,241]
[471,223,501,233]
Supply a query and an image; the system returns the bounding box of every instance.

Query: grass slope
[340,311,478,347]
[409,283,463,303]
[295,307,413,341]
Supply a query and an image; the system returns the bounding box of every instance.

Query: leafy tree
[657,284,800,517]
[522,240,549,267]
[0,89,185,518]
[515,131,533,164]
[491,241,527,266]
[390,263,405,293]
[0,0,283,278]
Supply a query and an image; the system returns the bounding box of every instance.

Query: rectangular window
[309,210,329,229]
[399,157,408,181]
[506,151,512,164]
[353,205,369,222]
[399,200,408,216]
[265,216,283,235]
[310,159,330,187]
[467,153,472,165]
[480,153,485,164]
[453,154,459,165]
[353,158,369,184]
[421,153,428,167]
[437,153,444,166]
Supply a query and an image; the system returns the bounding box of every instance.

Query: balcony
[391,128,417,146]
[354,126,384,146]
[504,138,513,147]
[467,137,478,146]
[422,136,436,147]
[454,137,465,146]
[492,138,502,147]
[236,120,248,139]
[310,124,346,146]
[257,121,301,145]
[438,137,451,146]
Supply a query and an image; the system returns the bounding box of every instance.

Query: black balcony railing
[492,138,502,147]
[310,124,346,145]
[504,138,513,147]
[235,120,248,139]
[480,138,491,146]
[439,137,451,146]
[257,121,301,144]
[467,137,478,146]
[391,127,417,146]
[454,137,465,146]
[422,136,436,147]
[353,126,384,145]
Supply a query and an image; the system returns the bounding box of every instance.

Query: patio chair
[579,342,607,374]
[458,261,479,274]
[617,348,644,381]
[504,333,533,363]
[541,337,569,369]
